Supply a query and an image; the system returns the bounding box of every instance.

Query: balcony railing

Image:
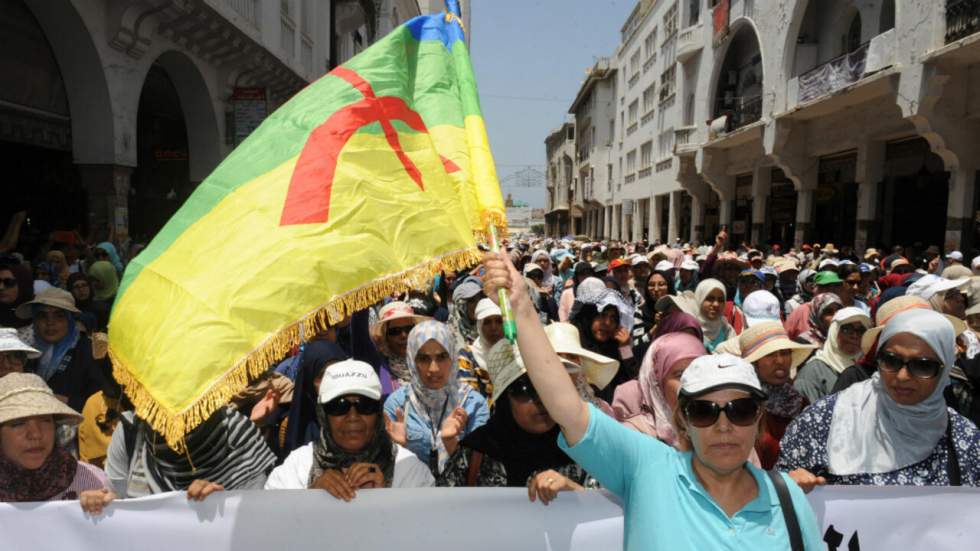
[798,42,868,103]
[714,95,762,131]
[225,0,258,27]
[674,126,697,147]
[947,0,980,43]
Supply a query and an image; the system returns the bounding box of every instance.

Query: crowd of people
[2,225,980,549]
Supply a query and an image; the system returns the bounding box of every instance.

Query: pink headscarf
[664,248,685,268]
[627,333,706,445]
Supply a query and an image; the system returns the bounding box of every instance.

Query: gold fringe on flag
[109,246,484,453]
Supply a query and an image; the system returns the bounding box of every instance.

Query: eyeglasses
[322,396,381,416]
[876,350,943,379]
[683,398,761,428]
[506,379,541,404]
[386,325,414,337]
[0,278,17,289]
[839,324,867,337]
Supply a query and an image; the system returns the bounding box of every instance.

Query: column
[653,195,666,244]
[794,170,817,247]
[751,166,772,245]
[620,203,629,242]
[668,191,681,243]
[604,206,612,239]
[719,198,733,228]
[632,200,643,244]
[648,194,659,244]
[690,193,705,244]
[946,161,978,252]
[78,164,133,240]
[855,140,885,253]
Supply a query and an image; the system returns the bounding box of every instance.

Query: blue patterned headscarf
[32,305,80,381]
[405,320,468,472]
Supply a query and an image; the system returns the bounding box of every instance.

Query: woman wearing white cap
[266,360,434,498]
[457,298,506,402]
[438,340,592,504]
[482,252,822,551]
[0,327,40,378]
[0,373,109,505]
[794,308,872,403]
[778,309,980,489]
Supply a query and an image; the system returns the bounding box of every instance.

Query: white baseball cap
[741,290,781,327]
[679,353,766,399]
[681,259,699,271]
[906,274,969,301]
[475,298,502,321]
[631,255,651,267]
[318,360,382,404]
[947,251,964,262]
[818,258,839,270]
[654,260,675,273]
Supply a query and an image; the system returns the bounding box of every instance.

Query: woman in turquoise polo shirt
[481,251,823,551]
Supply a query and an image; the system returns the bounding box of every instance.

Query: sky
[470,0,637,209]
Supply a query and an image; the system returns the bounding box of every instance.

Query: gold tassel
[108,246,484,452]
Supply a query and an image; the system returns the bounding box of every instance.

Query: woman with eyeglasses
[778,309,980,490]
[481,252,822,551]
[266,360,434,497]
[737,322,815,470]
[794,308,871,403]
[383,321,489,476]
[368,301,429,395]
[438,339,592,504]
[0,256,33,329]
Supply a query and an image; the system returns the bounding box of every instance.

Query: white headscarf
[812,307,871,374]
[827,309,955,475]
[694,278,733,351]
[469,299,502,369]
[531,249,558,290]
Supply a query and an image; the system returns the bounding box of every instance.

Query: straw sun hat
[14,287,80,319]
[860,295,967,354]
[544,323,619,391]
[368,301,430,345]
[738,321,815,372]
[0,372,82,426]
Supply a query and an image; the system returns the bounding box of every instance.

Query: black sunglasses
[0,278,17,289]
[506,379,541,403]
[322,396,381,416]
[683,398,761,428]
[386,325,414,337]
[876,351,943,379]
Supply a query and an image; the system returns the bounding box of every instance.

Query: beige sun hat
[486,339,527,405]
[0,372,82,425]
[0,328,40,359]
[860,295,968,354]
[543,322,619,391]
[368,301,431,346]
[15,287,80,319]
[738,321,815,371]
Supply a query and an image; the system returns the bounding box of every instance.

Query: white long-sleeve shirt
[265,443,435,490]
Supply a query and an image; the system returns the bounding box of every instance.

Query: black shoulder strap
[947,412,961,487]
[767,469,804,551]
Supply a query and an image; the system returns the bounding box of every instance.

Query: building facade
[544,119,576,237]
[2,0,422,253]
[549,0,980,253]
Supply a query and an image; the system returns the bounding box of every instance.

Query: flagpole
[488,224,518,343]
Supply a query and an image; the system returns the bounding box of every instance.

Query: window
[630,50,641,76]
[688,0,701,27]
[301,0,313,35]
[628,100,639,125]
[607,164,613,192]
[626,149,637,173]
[684,93,695,126]
[641,141,653,168]
[660,66,676,101]
[658,129,674,159]
[644,28,658,58]
[643,84,656,113]
[664,3,678,39]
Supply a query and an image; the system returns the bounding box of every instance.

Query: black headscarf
[460,378,574,487]
[0,261,33,328]
[283,341,348,455]
[309,399,396,488]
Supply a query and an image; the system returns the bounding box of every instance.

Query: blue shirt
[384,385,489,467]
[559,405,823,551]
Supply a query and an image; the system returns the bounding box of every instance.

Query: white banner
[1,486,978,551]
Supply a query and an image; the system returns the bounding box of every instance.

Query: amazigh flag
[108,1,505,450]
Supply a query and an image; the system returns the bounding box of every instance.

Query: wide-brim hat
[369,301,431,345]
[0,328,41,359]
[486,339,527,405]
[543,322,619,390]
[861,295,967,353]
[15,287,80,319]
[0,373,82,425]
[738,321,815,371]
